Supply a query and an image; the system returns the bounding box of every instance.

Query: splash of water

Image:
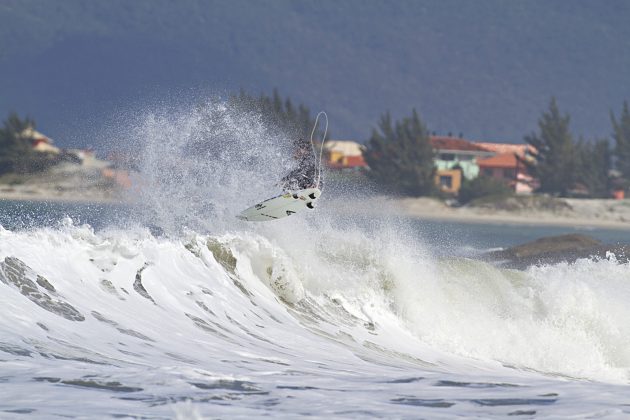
[116,100,294,233]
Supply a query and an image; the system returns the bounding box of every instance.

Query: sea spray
[109,100,293,233]
[391,255,630,382]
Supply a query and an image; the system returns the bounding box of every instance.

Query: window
[504,169,516,179]
[440,153,455,161]
[483,168,493,177]
[439,175,452,189]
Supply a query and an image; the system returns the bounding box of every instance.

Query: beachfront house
[320,135,538,196]
[434,168,462,194]
[324,140,368,170]
[430,136,495,193]
[476,142,536,194]
[21,127,60,154]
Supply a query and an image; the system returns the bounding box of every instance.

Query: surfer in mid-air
[237,113,327,221]
[280,137,321,192]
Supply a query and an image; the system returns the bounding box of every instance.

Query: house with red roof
[430,136,495,193]
[476,143,537,194]
[320,135,538,195]
[430,136,495,179]
[21,127,60,154]
[324,140,368,170]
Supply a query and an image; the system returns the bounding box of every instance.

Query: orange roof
[477,152,519,169]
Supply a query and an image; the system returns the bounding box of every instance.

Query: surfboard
[237,188,321,222]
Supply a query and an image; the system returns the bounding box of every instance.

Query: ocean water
[1,103,630,419]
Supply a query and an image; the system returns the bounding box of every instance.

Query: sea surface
[1,104,630,418]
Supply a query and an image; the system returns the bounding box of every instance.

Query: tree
[364,109,435,196]
[612,101,630,184]
[230,89,327,141]
[0,113,56,175]
[524,98,577,196]
[575,138,611,198]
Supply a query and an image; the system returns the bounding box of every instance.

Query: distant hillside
[1,0,630,148]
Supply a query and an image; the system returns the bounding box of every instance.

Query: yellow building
[323,140,368,169]
[434,168,462,194]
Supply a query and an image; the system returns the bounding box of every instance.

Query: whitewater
[1,103,630,418]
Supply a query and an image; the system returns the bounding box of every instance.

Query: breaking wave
[1,101,630,418]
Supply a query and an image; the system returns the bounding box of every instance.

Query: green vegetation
[523,98,578,196]
[575,138,611,198]
[522,98,615,198]
[364,110,435,196]
[230,89,327,141]
[0,113,57,176]
[612,102,630,184]
[359,97,624,200]
[458,175,513,205]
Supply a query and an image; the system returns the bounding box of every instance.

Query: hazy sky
[1,0,629,148]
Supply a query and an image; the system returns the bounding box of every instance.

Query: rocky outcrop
[485,234,630,269]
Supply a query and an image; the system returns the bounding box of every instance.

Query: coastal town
[2,122,541,202]
[323,136,630,229]
[0,121,130,202]
[324,136,540,195]
[2,96,630,230]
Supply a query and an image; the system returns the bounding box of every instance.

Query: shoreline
[339,196,630,231]
[0,161,128,205]
[3,190,630,231]
[0,191,125,205]
[396,198,630,230]
[400,209,630,230]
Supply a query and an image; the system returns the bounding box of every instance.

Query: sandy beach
[0,163,124,204]
[0,183,123,204]
[344,195,630,230]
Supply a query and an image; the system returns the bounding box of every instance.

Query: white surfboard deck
[237,188,321,222]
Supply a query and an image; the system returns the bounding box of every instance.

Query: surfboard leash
[310,111,328,190]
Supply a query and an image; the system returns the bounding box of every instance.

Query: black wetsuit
[281,153,320,192]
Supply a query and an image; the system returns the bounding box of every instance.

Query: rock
[485,234,630,269]
[491,234,601,259]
